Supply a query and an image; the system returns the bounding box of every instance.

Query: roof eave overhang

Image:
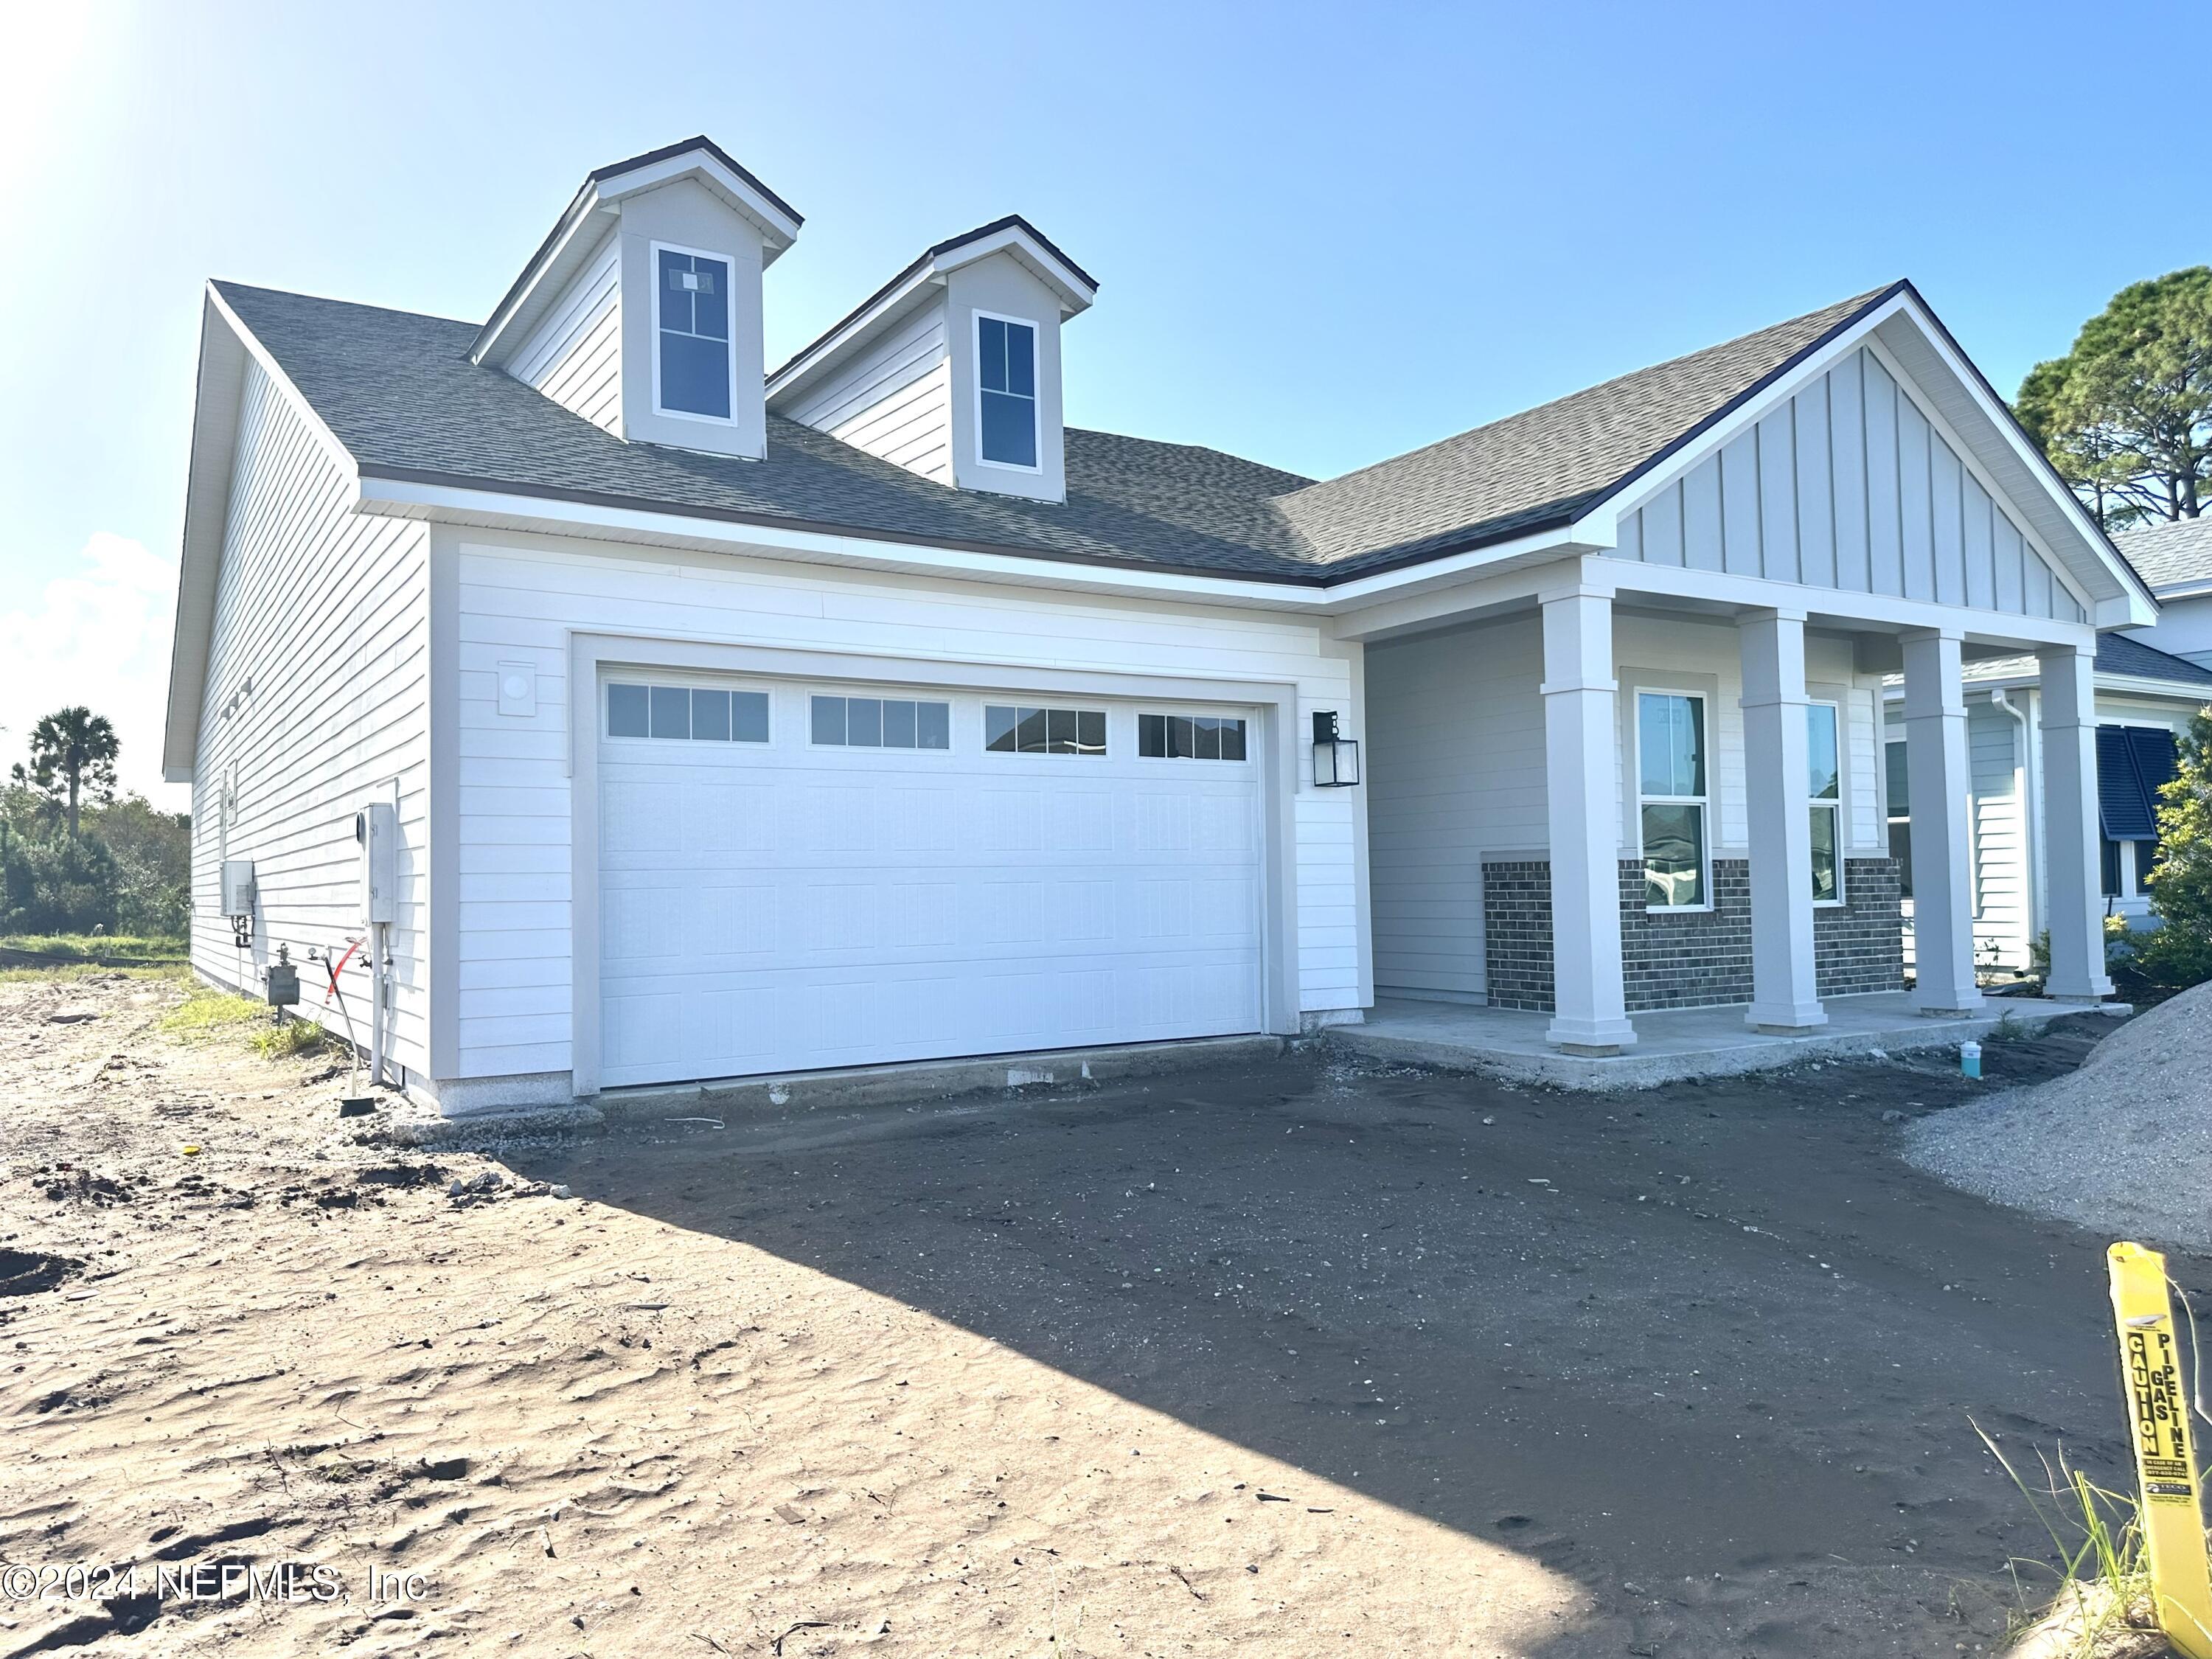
[163,287,367,782]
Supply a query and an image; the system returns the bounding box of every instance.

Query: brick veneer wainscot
[1480,855,1905,1013]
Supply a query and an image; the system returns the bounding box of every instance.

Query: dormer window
[654,245,734,421]
[975,313,1038,470]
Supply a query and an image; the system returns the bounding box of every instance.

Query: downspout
[1989,688,2037,968]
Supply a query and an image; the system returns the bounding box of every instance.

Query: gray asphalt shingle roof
[214,276,1904,585]
[1959,630,2212,690]
[2115,516,2212,591]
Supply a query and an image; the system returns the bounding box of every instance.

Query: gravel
[1905,981,2212,1248]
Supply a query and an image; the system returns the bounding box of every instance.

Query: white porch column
[1738,609,1826,1033]
[2036,641,2115,1003]
[1541,588,1636,1054]
[1901,629,1983,1015]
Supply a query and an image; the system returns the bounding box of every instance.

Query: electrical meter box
[356,801,398,925]
[220,860,256,917]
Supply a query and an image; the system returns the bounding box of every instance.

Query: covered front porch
[1345,550,2120,1065]
[1333,988,2117,1091]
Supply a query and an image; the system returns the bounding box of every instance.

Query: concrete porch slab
[1329,990,2128,1091]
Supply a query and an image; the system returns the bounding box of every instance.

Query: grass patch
[159,985,266,1038]
[1975,1420,2168,1658]
[0,959,188,985]
[249,1018,329,1060]
[0,933,188,967]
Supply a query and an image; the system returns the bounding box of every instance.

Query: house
[1878,521,2212,974]
[161,137,2155,1111]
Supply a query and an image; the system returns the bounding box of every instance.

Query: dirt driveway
[0,973,2188,1657]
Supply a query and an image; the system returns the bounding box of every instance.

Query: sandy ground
[0,975,2191,1657]
[1908,981,2212,1251]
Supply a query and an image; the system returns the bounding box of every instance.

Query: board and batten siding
[1613,347,2087,624]
[447,535,1363,1082]
[189,361,433,1074]
[508,233,622,437]
[776,305,952,483]
[1364,610,1885,1002]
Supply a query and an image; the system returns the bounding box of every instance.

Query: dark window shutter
[2096,726,2157,841]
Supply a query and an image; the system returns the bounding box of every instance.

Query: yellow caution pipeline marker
[2107,1241,2212,1658]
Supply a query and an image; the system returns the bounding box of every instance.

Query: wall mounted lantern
[1311,711,1361,787]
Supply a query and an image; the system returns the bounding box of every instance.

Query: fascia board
[164,289,370,782]
[596,152,802,256]
[765,263,942,407]
[930,225,1096,314]
[355,473,1340,611]
[470,184,615,366]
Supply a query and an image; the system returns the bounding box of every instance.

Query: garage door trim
[564,630,1306,1096]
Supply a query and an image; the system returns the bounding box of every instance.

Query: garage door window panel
[810,695,952,750]
[986,705,1106,756]
[608,681,768,744]
[1140,713,1248,761]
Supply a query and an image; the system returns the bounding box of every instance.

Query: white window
[974,312,1039,470]
[653,244,734,422]
[1139,713,1247,761]
[810,696,950,750]
[606,681,768,743]
[1808,701,1843,905]
[1636,691,1708,908]
[984,705,1105,756]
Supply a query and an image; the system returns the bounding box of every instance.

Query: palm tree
[27,708,119,839]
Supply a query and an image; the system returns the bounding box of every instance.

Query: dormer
[768,217,1096,504]
[470,137,802,461]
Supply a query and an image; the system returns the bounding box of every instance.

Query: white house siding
[447,534,1363,1084]
[1966,697,2030,968]
[1612,348,2088,624]
[776,305,952,483]
[1366,616,1544,1000]
[1364,608,1885,999]
[189,362,431,1074]
[509,234,622,436]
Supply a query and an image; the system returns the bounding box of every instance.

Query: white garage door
[596,673,1265,1088]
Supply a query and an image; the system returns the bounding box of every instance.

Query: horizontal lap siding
[453,539,1360,1079]
[1968,699,2029,967]
[1612,349,2087,624]
[1365,616,1545,999]
[189,364,432,1074]
[510,234,622,436]
[781,306,951,483]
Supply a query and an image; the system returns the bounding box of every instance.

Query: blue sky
[1,0,2199,804]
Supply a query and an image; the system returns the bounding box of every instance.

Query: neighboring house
[1879,521,2212,973]
[2118,516,2212,667]
[161,137,2154,1112]
[1885,637,2212,973]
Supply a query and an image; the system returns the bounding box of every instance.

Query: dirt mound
[1907,982,2212,1248]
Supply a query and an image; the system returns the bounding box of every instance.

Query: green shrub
[0,832,122,933]
[2138,706,2212,988]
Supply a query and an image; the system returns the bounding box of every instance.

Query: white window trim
[1136,709,1253,764]
[803,692,956,756]
[972,308,1043,475]
[1808,698,1846,908]
[1632,687,1714,914]
[649,240,741,427]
